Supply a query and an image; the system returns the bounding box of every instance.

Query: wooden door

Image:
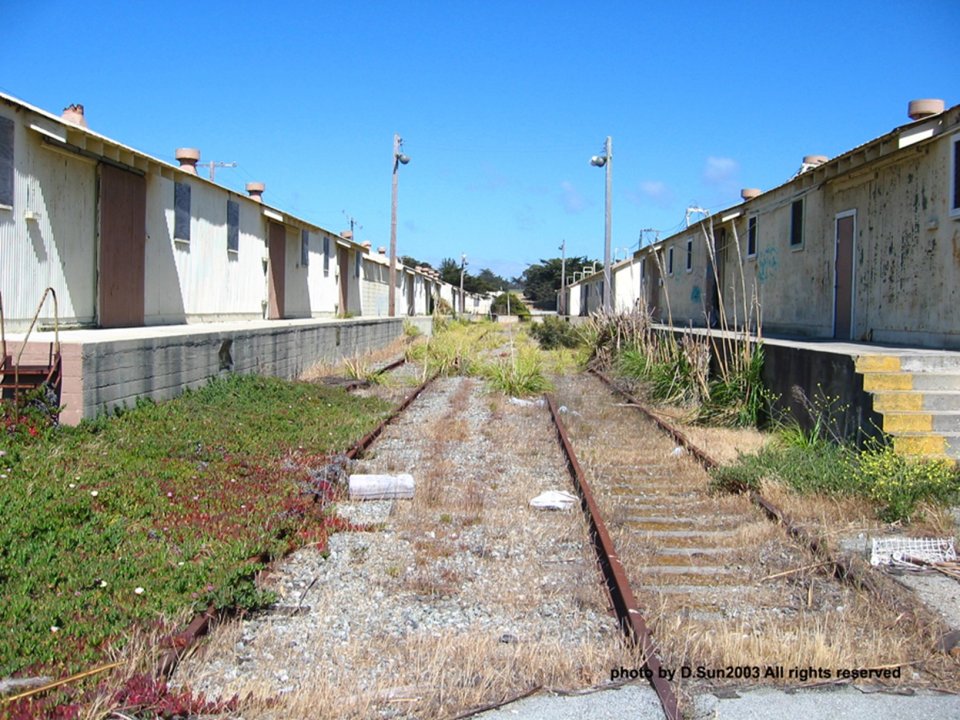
[267,222,286,319]
[98,164,145,327]
[834,212,855,339]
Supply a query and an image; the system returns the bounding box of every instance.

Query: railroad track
[160,351,948,719]
[547,370,948,719]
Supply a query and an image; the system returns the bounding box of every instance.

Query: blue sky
[3,1,958,279]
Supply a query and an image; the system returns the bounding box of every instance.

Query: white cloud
[702,156,739,187]
[558,180,587,214]
[627,180,673,207]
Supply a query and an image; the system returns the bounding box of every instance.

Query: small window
[300,229,309,267]
[667,247,674,275]
[0,116,13,208]
[790,199,804,247]
[951,134,960,218]
[355,251,361,278]
[640,258,646,279]
[685,238,693,272]
[747,217,758,257]
[323,236,330,276]
[226,200,239,253]
[174,182,191,242]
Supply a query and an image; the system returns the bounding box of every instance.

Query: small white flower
[0,450,5,456]
[167,492,173,498]
[74,475,80,480]
[0,474,6,480]
[177,561,184,567]
[50,626,59,633]
[99,580,107,588]
[69,483,76,489]
[134,587,144,595]
[90,490,99,497]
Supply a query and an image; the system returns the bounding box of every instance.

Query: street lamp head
[397,153,410,165]
[590,155,607,168]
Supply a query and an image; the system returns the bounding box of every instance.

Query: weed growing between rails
[407,320,556,396]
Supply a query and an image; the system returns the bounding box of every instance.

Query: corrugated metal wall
[0,111,97,330]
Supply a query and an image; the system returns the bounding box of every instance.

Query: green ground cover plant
[712,428,960,523]
[0,375,390,682]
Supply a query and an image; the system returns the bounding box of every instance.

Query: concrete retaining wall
[10,317,429,425]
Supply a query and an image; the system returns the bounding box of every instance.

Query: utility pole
[590,136,612,313]
[199,160,237,183]
[559,239,566,316]
[459,253,467,316]
[389,134,410,317]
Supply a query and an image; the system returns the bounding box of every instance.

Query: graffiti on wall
[756,246,779,284]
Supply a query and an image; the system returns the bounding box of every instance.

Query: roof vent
[740,188,761,201]
[245,182,265,202]
[361,241,372,251]
[802,155,828,167]
[908,99,944,121]
[61,104,87,128]
[175,148,200,174]
[340,230,353,240]
[377,246,387,255]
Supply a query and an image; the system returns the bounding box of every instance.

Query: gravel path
[174,374,635,718]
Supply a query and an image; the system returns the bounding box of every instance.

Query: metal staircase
[0,288,62,415]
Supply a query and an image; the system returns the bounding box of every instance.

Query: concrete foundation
[7,316,431,425]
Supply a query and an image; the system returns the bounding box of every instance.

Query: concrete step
[856,353,960,373]
[882,411,960,434]
[863,372,960,392]
[872,390,960,412]
[892,432,960,460]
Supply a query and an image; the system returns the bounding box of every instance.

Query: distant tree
[400,255,432,269]
[521,256,597,309]
[438,257,461,285]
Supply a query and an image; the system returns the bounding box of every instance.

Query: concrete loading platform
[660,327,960,461]
[4,316,432,425]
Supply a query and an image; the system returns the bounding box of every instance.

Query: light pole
[559,239,566,316]
[389,134,410,317]
[590,136,612,314]
[459,253,468,316]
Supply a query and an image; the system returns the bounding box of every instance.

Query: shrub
[490,292,530,319]
[528,316,582,350]
[852,442,960,522]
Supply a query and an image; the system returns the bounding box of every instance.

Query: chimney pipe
[802,155,828,167]
[245,182,265,202]
[907,99,944,121]
[61,104,87,128]
[377,246,387,255]
[340,230,353,240]
[741,188,761,201]
[175,148,201,174]
[361,241,372,252]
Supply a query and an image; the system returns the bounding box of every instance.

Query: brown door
[98,163,145,327]
[337,246,349,315]
[648,260,661,319]
[834,213,855,339]
[267,222,286,319]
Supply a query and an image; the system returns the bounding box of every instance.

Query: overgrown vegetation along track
[549,371,954,700]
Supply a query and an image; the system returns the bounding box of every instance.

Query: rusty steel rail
[588,367,896,600]
[345,372,438,460]
[544,393,681,720]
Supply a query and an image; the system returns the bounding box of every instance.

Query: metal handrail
[14,287,60,406]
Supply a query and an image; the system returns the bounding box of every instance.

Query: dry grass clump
[300,336,413,382]
[203,629,643,719]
